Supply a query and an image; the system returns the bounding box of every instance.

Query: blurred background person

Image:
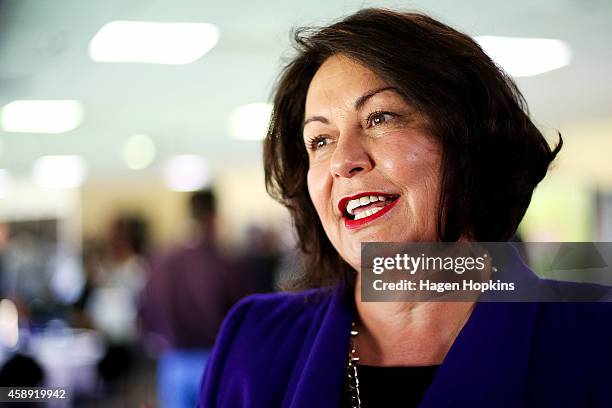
[85,215,150,391]
[140,189,241,408]
[87,215,150,343]
[238,224,281,294]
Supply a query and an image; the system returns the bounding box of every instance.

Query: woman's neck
[353,278,475,366]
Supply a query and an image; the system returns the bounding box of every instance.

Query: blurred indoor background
[0,0,611,406]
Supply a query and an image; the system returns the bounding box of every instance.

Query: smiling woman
[198,8,612,408]
[303,56,442,270]
[263,11,562,290]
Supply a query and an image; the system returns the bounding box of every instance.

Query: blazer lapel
[283,284,354,408]
[419,301,538,407]
[420,248,539,407]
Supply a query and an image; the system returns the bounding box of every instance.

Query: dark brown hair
[264,8,562,289]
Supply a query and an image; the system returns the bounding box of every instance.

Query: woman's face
[304,54,442,271]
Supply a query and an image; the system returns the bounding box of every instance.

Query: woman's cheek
[306,163,332,219]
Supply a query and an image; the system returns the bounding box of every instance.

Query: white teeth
[353,205,383,220]
[346,199,361,215]
[345,194,392,216]
[347,196,373,215]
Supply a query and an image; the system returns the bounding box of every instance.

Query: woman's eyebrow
[354,86,398,110]
[303,115,329,129]
[302,86,399,129]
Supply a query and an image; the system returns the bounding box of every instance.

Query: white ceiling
[1,0,611,180]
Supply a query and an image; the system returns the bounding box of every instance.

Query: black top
[341,364,440,407]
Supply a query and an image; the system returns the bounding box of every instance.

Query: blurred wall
[80,165,289,250]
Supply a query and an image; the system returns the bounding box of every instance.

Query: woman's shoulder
[199,286,345,406]
[536,277,612,318]
[526,298,612,401]
[209,286,342,361]
[536,295,612,325]
[228,286,339,323]
[533,294,612,356]
[222,286,339,342]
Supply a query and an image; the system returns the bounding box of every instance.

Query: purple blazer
[199,251,612,407]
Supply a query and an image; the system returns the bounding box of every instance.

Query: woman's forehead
[305,55,389,113]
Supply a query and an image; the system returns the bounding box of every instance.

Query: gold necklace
[345,302,477,408]
[346,321,361,408]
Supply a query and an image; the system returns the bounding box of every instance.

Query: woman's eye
[306,136,331,151]
[367,111,395,127]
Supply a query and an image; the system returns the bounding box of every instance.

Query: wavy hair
[264,8,562,289]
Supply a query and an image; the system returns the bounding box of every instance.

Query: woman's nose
[330,133,373,178]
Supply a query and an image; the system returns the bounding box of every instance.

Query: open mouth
[338,192,400,229]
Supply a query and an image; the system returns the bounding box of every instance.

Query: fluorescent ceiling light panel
[32,155,87,189]
[122,134,156,170]
[475,36,571,77]
[89,21,219,64]
[1,100,84,133]
[229,103,273,140]
[163,155,210,192]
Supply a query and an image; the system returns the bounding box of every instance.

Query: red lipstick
[338,192,400,230]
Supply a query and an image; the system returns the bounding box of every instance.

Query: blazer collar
[421,246,539,407]
[283,283,354,408]
[287,246,539,407]
[420,302,537,407]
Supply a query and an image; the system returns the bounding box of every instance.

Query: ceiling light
[163,155,210,191]
[1,100,84,133]
[122,134,156,170]
[32,155,87,189]
[89,21,219,64]
[475,36,571,77]
[229,103,273,140]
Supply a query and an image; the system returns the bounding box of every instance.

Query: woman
[199,9,612,407]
